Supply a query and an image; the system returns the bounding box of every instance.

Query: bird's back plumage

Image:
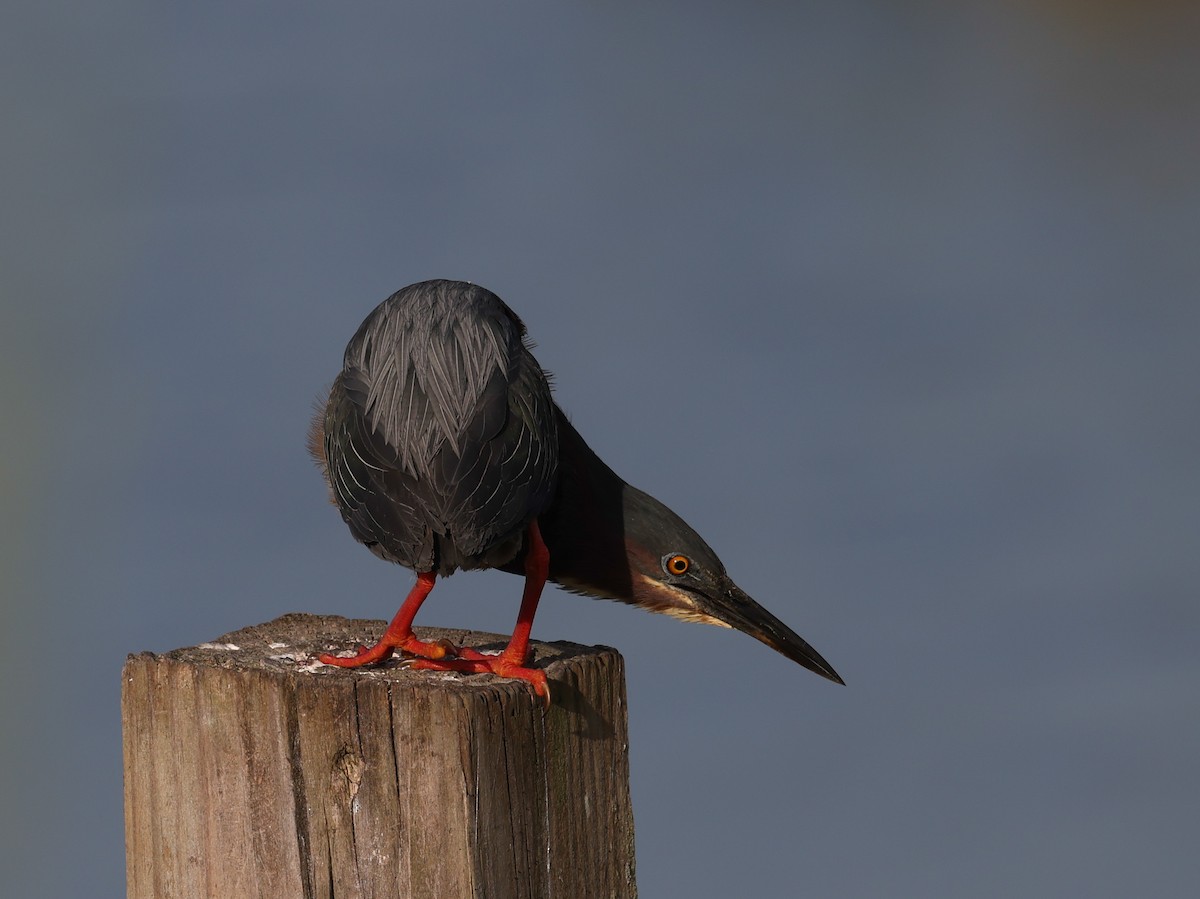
[313,280,558,574]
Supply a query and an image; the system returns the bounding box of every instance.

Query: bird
[309,279,843,700]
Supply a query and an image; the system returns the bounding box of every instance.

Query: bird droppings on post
[308,279,844,701]
[142,613,614,696]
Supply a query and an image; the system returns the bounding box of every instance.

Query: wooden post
[122,613,637,899]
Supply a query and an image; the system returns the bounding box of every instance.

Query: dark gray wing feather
[320,280,557,574]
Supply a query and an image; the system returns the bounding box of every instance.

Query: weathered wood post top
[122,613,637,899]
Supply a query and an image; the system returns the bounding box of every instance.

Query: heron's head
[613,485,844,685]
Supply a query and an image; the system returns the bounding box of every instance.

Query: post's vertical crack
[284,681,315,899]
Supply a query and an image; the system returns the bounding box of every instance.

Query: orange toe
[319,634,461,668]
[411,654,550,704]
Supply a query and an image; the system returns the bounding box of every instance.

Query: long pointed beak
[706,580,845,685]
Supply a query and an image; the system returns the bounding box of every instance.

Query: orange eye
[664,554,690,576]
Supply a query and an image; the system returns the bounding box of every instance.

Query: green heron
[310,280,843,700]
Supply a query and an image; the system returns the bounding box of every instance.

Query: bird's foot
[411,653,550,705]
[318,634,460,668]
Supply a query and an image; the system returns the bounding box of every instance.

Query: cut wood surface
[122,613,636,899]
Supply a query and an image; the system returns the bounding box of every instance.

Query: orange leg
[412,519,551,703]
[318,571,459,667]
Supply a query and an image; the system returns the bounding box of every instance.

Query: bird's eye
[663,554,690,576]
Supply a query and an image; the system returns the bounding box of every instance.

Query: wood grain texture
[123,614,637,899]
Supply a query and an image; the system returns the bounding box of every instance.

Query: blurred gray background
[3,2,1198,896]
